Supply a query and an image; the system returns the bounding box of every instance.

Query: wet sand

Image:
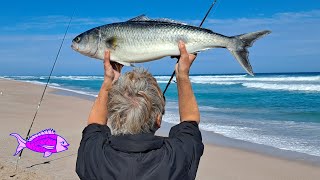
[1,78,320,180]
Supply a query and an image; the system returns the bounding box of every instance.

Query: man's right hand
[175,41,197,79]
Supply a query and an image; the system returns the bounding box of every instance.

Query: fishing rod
[11,11,75,176]
[162,0,218,95]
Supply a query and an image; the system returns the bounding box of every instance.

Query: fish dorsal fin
[152,18,188,25]
[127,14,151,22]
[28,129,56,141]
[127,15,188,25]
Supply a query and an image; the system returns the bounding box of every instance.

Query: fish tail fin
[10,133,26,156]
[228,30,271,76]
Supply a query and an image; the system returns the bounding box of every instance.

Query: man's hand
[103,50,123,90]
[175,41,197,79]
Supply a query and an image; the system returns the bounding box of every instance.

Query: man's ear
[156,114,162,128]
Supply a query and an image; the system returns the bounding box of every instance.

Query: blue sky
[0,0,319,75]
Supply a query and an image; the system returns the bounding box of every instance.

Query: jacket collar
[109,133,164,153]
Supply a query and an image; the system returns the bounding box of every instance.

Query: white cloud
[1,15,126,32]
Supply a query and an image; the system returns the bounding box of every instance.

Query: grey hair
[107,68,165,135]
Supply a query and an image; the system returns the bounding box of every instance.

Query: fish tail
[228,30,271,76]
[10,133,26,156]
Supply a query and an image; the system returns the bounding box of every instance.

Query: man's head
[107,68,165,135]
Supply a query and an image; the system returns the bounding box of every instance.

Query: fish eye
[75,37,81,43]
[62,141,64,144]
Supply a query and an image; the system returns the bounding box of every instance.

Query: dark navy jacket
[76,121,204,180]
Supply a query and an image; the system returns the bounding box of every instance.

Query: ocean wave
[162,113,180,124]
[5,76,41,80]
[23,80,58,87]
[156,80,172,84]
[195,81,238,85]
[199,122,320,157]
[242,83,320,92]
[21,80,98,97]
[190,75,320,82]
[0,76,11,80]
[155,75,320,86]
[6,76,104,81]
[7,75,320,84]
[49,83,60,87]
[162,111,320,157]
[50,86,98,97]
[50,76,103,81]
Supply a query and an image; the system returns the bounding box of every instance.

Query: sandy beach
[1,78,320,180]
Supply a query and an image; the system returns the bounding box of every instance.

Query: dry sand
[0,78,319,180]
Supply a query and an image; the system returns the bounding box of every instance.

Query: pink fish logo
[10,129,69,158]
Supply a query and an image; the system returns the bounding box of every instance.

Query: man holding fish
[74,14,270,179]
[76,41,204,180]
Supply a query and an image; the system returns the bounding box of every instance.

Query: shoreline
[3,77,320,164]
[1,78,320,179]
[46,78,320,166]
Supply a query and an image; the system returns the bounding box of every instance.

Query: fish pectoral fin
[105,37,118,50]
[43,151,52,158]
[115,61,133,67]
[42,145,55,150]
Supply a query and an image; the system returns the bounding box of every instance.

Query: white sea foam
[155,74,320,92]
[50,86,98,97]
[51,76,103,81]
[49,83,60,87]
[22,80,98,97]
[190,75,320,83]
[156,80,172,84]
[162,108,320,157]
[7,76,40,80]
[199,122,320,157]
[197,81,238,85]
[156,75,320,88]
[8,75,320,85]
[242,83,320,92]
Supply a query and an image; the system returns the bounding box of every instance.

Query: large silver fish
[71,15,271,75]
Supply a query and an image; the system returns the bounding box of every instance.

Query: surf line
[163,0,218,95]
[11,10,75,177]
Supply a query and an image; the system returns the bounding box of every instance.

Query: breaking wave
[18,80,98,97]
[155,74,320,92]
[50,76,103,81]
[189,75,320,82]
[198,121,320,157]
[242,83,320,92]
[4,74,320,93]
[163,110,320,157]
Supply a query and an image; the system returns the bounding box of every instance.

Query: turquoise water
[2,72,320,157]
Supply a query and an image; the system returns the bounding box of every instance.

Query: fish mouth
[71,43,78,51]
[63,144,70,150]
[71,43,97,57]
